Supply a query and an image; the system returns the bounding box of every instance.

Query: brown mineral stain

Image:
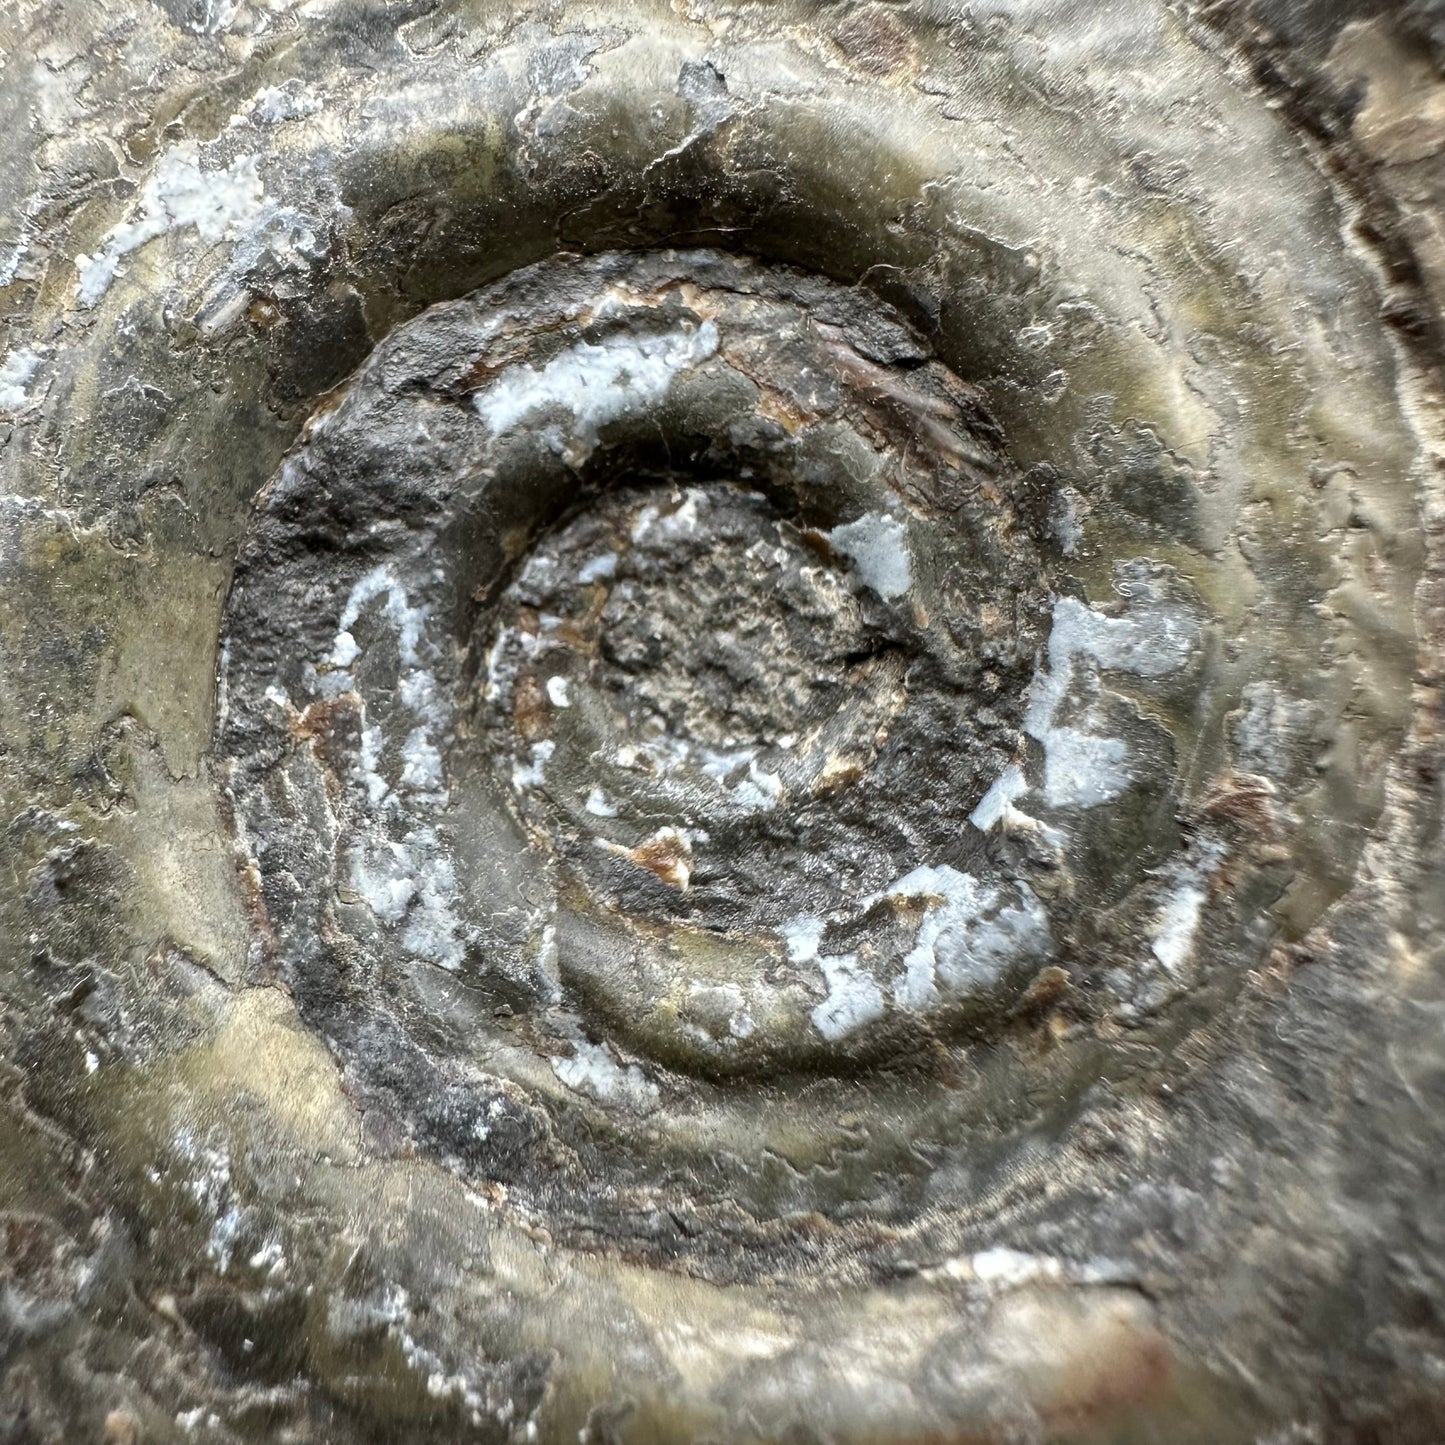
[512,673,549,742]
[289,694,363,774]
[1045,1321,1175,1431]
[833,5,920,78]
[755,383,815,434]
[103,1410,142,1445]
[1202,771,1279,834]
[606,827,693,890]
[1017,965,1070,1015]
[815,752,869,793]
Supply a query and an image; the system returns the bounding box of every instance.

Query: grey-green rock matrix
[2,0,1444,1439]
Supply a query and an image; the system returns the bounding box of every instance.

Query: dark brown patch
[833,5,920,77]
[622,829,692,890]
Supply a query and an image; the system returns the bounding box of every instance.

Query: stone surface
[0,0,1443,1440]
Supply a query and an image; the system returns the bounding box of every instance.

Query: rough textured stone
[1,0,1443,1440]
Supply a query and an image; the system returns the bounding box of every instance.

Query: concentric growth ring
[218,246,1395,1258]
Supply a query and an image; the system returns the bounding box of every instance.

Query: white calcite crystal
[75,144,265,306]
[825,512,913,600]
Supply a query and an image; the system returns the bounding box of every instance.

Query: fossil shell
[1,0,1443,1439]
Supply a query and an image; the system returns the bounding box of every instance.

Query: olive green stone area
[1,0,1443,1440]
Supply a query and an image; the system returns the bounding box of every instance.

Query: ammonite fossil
[1,0,1443,1440]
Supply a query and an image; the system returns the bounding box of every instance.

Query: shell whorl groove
[0,0,1441,1439]
[219,247,1372,1256]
